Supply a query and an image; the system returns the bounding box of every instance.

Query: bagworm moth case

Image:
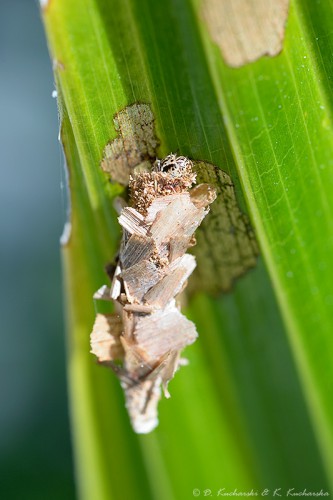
[91,154,216,433]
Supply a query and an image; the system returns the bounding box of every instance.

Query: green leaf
[41,0,332,497]
[192,0,333,480]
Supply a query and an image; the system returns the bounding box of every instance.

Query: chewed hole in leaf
[189,161,259,294]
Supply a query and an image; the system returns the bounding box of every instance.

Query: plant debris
[91,154,216,433]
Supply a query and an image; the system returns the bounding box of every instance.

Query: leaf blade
[192,0,333,481]
[42,0,331,495]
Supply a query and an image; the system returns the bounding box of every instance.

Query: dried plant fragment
[91,313,124,362]
[101,104,159,185]
[91,154,216,433]
[144,255,197,308]
[189,161,259,294]
[121,235,156,269]
[121,260,161,302]
[202,0,290,67]
[118,207,148,237]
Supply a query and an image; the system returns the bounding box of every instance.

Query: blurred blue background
[0,0,75,497]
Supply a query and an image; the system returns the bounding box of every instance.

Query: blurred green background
[0,0,75,498]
